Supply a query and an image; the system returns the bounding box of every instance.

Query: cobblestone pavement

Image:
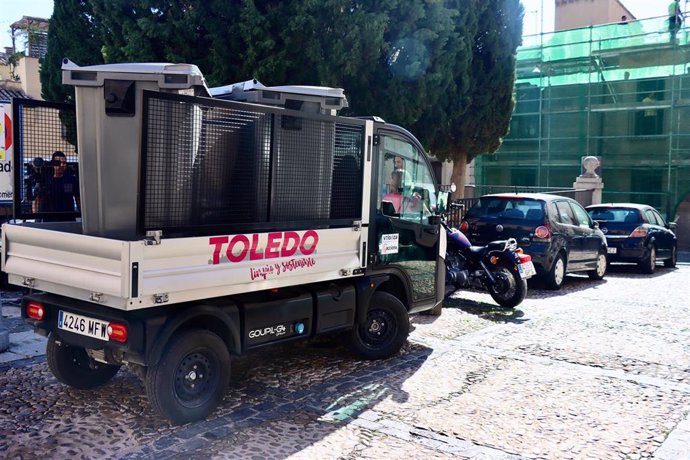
[1,262,690,459]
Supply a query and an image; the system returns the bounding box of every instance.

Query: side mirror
[592,220,599,229]
[669,222,677,232]
[428,215,441,226]
[382,200,397,217]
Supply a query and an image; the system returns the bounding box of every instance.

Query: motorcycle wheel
[488,265,527,308]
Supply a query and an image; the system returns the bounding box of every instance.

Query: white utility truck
[2,59,444,423]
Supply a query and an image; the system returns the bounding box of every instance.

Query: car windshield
[588,208,641,224]
[466,197,545,221]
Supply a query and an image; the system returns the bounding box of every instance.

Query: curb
[0,330,46,363]
[0,318,8,352]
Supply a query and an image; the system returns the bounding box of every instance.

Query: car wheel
[543,253,566,290]
[347,292,409,360]
[639,245,656,274]
[47,333,121,389]
[664,245,677,268]
[146,329,231,424]
[588,251,607,280]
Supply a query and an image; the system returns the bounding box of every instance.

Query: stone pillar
[574,155,604,206]
[573,176,604,206]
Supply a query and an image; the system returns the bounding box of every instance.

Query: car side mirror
[382,200,397,217]
[669,222,677,231]
[592,220,599,229]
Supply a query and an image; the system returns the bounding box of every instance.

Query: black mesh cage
[141,92,364,236]
[11,99,79,220]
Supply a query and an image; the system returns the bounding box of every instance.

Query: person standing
[33,151,80,213]
[669,0,684,43]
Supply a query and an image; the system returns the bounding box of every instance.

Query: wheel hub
[185,369,199,382]
[175,353,212,401]
[369,319,384,334]
[361,310,395,347]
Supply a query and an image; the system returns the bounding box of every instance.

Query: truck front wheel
[347,292,409,360]
[145,329,230,424]
[46,333,121,389]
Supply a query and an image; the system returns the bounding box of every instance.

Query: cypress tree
[40,0,104,103]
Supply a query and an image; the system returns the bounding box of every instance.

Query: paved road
[1,261,690,459]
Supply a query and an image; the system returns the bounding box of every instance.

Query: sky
[520,0,669,35]
[0,0,677,51]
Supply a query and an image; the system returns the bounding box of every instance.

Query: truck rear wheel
[347,292,409,360]
[46,333,121,389]
[145,329,230,424]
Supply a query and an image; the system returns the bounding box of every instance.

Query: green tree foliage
[435,0,524,192]
[40,0,104,147]
[40,0,103,103]
[40,0,522,190]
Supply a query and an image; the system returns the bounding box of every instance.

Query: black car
[586,203,677,273]
[461,193,607,289]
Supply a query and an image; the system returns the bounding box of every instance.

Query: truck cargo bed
[2,223,364,310]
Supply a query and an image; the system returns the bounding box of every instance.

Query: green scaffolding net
[475,15,690,216]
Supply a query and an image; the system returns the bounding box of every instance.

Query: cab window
[379,134,436,223]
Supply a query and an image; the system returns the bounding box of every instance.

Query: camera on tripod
[25,157,53,203]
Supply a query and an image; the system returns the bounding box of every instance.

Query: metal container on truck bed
[62,59,210,239]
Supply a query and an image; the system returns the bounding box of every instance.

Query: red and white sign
[0,103,12,202]
[209,230,320,281]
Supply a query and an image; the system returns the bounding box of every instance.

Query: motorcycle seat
[487,240,508,251]
[468,246,488,256]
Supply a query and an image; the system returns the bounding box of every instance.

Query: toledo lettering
[209,230,319,265]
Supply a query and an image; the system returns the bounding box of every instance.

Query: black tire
[543,253,566,290]
[639,245,656,274]
[664,245,677,268]
[588,251,607,280]
[46,333,121,389]
[145,329,231,424]
[347,292,409,360]
[488,265,527,308]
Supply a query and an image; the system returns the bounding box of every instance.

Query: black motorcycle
[441,216,534,308]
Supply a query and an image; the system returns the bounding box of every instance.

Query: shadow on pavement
[527,274,608,295]
[442,296,527,324]
[604,263,677,278]
[0,331,433,459]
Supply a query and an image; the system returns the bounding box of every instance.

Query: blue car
[586,203,677,274]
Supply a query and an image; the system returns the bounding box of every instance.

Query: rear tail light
[459,220,469,233]
[26,302,45,320]
[534,225,551,240]
[518,253,532,263]
[107,323,128,343]
[629,226,648,238]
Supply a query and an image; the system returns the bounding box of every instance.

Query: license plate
[518,261,536,279]
[58,310,109,341]
[607,247,617,254]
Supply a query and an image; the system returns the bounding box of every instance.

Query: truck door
[371,130,440,305]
